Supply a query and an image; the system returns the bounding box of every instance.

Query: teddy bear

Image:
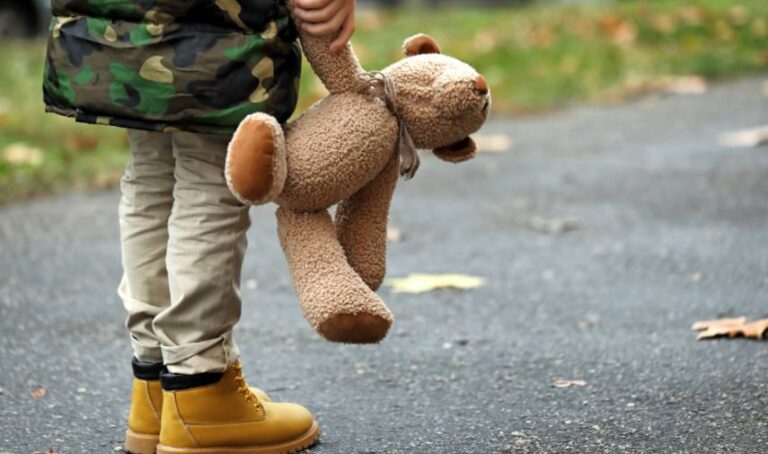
[225,26,491,344]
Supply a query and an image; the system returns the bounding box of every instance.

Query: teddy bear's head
[383,34,491,163]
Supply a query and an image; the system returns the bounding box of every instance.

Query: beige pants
[118,130,250,374]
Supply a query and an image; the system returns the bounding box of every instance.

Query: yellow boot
[125,359,274,454]
[125,359,164,454]
[157,361,319,454]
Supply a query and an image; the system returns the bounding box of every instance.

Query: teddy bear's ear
[433,136,477,163]
[403,33,442,57]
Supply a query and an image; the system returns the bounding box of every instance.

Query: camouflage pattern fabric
[44,0,301,135]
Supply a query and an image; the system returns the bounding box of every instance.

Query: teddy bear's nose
[474,75,489,95]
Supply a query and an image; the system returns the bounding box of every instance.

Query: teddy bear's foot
[277,207,394,344]
[319,313,391,343]
[225,113,287,205]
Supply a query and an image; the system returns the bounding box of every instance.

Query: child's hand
[293,0,356,53]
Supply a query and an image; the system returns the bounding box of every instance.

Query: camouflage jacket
[43,0,301,135]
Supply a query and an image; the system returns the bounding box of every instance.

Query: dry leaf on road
[474,134,512,153]
[63,133,100,152]
[660,76,707,95]
[551,379,587,388]
[385,274,486,294]
[2,143,44,166]
[526,216,582,234]
[31,386,47,398]
[692,317,768,340]
[719,125,768,148]
[386,227,403,243]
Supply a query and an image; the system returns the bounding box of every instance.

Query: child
[43,0,356,452]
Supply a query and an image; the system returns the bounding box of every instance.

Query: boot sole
[125,429,159,454]
[155,420,320,454]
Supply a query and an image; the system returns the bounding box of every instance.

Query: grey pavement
[2,76,768,453]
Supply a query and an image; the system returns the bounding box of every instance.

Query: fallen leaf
[597,13,636,47]
[2,143,44,166]
[385,273,486,294]
[692,316,768,340]
[63,133,100,152]
[579,317,599,330]
[691,316,746,331]
[661,76,707,95]
[31,386,47,398]
[741,319,768,339]
[474,134,513,153]
[386,227,402,243]
[526,216,582,234]
[551,379,587,388]
[719,125,768,148]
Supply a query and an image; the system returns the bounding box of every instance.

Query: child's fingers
[294,0,334,10]
[301,5,348,35]
[293,1,344,23]
[329,10,355,53]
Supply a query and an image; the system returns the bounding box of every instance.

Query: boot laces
[232,362,264,412]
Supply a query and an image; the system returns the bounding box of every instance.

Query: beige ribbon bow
[356,71,420,179]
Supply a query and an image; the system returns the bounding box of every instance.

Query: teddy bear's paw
[318,312,392,344]
[225,113,287,206]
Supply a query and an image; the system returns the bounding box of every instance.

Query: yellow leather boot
[157,361,319,454]
[125,359,274,454]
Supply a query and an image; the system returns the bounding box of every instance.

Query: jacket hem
[44,104,236,136]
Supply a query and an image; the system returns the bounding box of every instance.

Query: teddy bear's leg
[225,113,287,205]
[334,155,399,291]
[277,207,393,343]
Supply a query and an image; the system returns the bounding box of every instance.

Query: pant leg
[153,132,251,374]
[119,130,176,363]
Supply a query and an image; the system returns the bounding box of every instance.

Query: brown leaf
[526,216,581,234]
[2,143,44,166]
[63,133,100,152]
[31,386,47,398]
[691,316,746,331]
[386,227,403,243]
[385,274,486,294]
[597,14,636,46]
[741,319,768,340]
[719,125,768,148]
[660,76,707,95]
[474,134,513,153]
[692,317,768,340]
[552,379,587,388]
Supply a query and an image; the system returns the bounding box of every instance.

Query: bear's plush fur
[225,23,491,344]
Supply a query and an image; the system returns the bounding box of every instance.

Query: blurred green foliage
[1,0,767,203]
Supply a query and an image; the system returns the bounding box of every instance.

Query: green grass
[2,0,768,204]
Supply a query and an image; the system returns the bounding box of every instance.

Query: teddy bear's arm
[297,28,366,94]
[335,155,399,291]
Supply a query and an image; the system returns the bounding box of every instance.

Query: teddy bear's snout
[474,75,489,96]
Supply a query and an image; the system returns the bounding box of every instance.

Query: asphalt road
[2,77,768,453]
